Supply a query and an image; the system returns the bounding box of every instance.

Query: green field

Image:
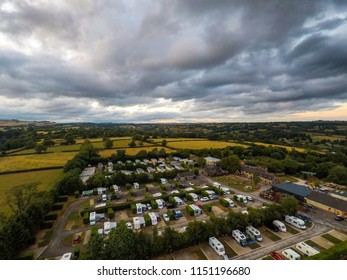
[0,169,64,215]
[213,175,259,193]
[151,138,207,143]
[0,152,77,172]
[246,141,307,153]
[168,140,248,149]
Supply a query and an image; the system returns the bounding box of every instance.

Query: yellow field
[167,140,248,149]
[0,169,64,215]
[0,152,77,172]
[151,138,207,143]
[310,134,346,142]
[75,137,131,144]
[99,147,176,157]
[249,142,307,153]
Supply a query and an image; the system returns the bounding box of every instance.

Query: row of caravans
[281,242,319,260]
[285,215,306,230]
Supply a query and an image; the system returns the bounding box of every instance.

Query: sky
[0,0,347,123]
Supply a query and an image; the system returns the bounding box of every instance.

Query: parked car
[189,182,194,186]
[245,196,253,201]
[163,213,170,222]
[270,251,285,260]
[146,203,152,210]
[166,204,176,209]
[296,213,311,222]
[335,215,345,221]
[266,222,279,232]
[126,222,133,230]
[200,197,209,202]
[73,235,81,245]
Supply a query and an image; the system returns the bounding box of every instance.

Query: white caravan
[245,225,263,242]
[209,237,225,256]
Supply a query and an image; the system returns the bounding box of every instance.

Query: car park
[163,213,170,222]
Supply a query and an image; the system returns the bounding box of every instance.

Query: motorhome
[133,182,140,189]
[235,195,248,203]
[209,237,225,256]
[189,204,202,216]
[133,216,146,230]
[89,212,96,226]
[224,197,235,207]
[220,187,230,194]
[213,182,221,188]
[285,215,306,230]
[149,212,158,225]
[246,225,263,242]
[232,229,247,246]
[173,196,184,205]
[205,190,218,200]
[281,248,301,260]
[61,253,73,260]
[161,178,168,184]
[189,192,199,202]
[273,220,286,232]
[156,199,164,209]
[136,203,147,214]
[296,242,319,256]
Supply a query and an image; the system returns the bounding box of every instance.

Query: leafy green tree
[327,166,347,185]
[6,182,39,215]
[104,138,113,149]
[35,143,47,154]
[218,155,241,173]
[162,139,167,147]
[280,197,298,216]
[87,174,107,189]
[128,140,137,148]
[86,234,105,260]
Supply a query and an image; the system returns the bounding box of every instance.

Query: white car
[146,203,152,210]
[163,213,170,222]
[126,222,133,230]
[246,196,253,201]
[200,197,209,202]
[189,182,194,186]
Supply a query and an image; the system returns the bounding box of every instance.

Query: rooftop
[273,183,312,198]
[306,191,347,212]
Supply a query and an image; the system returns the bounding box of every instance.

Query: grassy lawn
[63,233,74,246]
[0,152,76,172]
[38,230,53,247]
[322,233,342,244]
[99,147,176,157]
[306,240,347,260]
[262,228,282,241]
[305,240,326,252]
[262,256,273,260]
[305,221,313,229]
[65,211,84,230]
[248,242,261,249]
[285,225,300,234]
[278,175,299,183]
[0,169,64,215]
[168,140,248,149]
[213,175,258,193]
[221,240,238,258]
[246,141,307,153]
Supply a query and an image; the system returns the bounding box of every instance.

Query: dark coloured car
[73,235,81,245]
[296,213,311,222]
[266,222,279,232]
[335,215,345,221]
[166,204,175,209]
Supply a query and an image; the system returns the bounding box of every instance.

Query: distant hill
[0,119,56,127]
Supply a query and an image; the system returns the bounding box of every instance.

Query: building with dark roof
[272,183,312,201]
[176,171,196,181]
[306,191,347,217]
[242,165,279,185]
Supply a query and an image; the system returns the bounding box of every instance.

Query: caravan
[156,199,164,209]
[236,195,248,204]
[281,248,301,260]
[209,237,225,256]
[232,229,247,246]
[273,220,287,232]
[213,182,221,188]
[190,204,202,216]
[296,242,319,256]
[189,193,199,202]
[245,225,262,242]
[285,215,306,230]
[89,212,96,226]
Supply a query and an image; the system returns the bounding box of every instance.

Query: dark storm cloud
[0,0,347,122]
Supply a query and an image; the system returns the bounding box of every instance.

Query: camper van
[273,220,286,232]
[156,199,164,209]
[209,237,225,256]
[232,229,247,246]
[189,204,202,216]
[281,248,301,260]
[136,203,147,214]
[224,197,235,207]
[296,242,319,256]
[189,193,199,202]
[285,215,306,230]
[246,225,263,242]
[149,212,158,226]
[89,212,96,226]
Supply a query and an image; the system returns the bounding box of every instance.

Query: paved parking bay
[172,245,207,260]
[328,229,347,241]
[224,236,252,255]
[275,230,292,239]
[311,236,335,249]
[258,233,274,247]
[83,230,91,245]
[200,242,222,260]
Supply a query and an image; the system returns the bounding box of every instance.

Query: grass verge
[262,228,281,241]
[322,233,342,244]
[38,230,53,247]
